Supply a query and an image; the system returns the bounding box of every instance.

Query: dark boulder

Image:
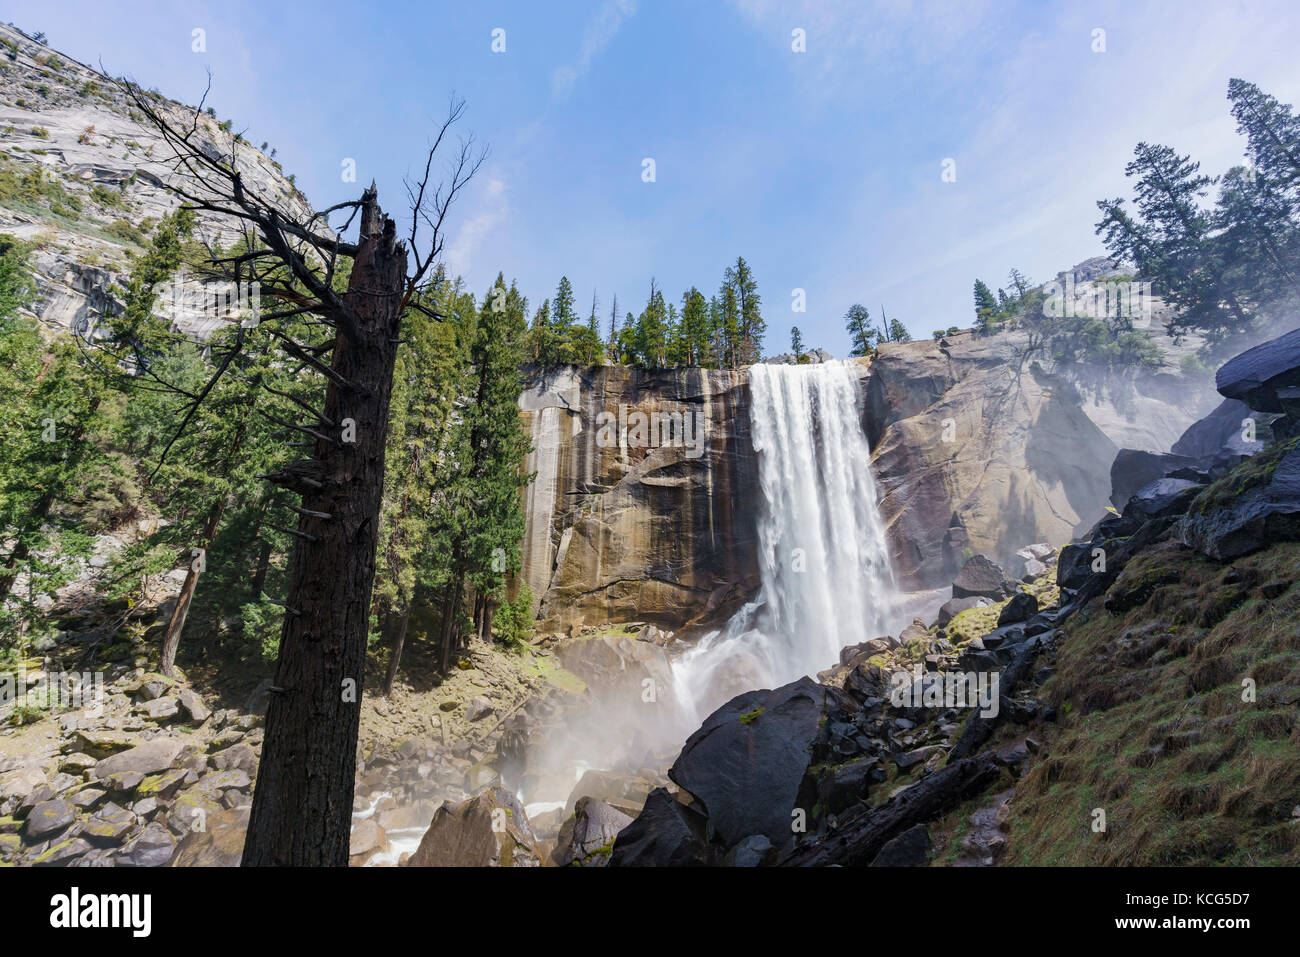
[1099,478,1203,538]
[722,833,774,867]
[1110,449,1197,510]
[951,555,1016,601]
[666,677,843,849]
[1172,398,1262,459]
[1216,327,1300,413]
[868,823,932,867]
[936,595,990,626]
[817,755,883,816]
[23,800,75,841]
[551,797,633,867]
[608,788,712,867]
[996,592,1039,626]
[116,822,176,867]
[1176,444,1300,560]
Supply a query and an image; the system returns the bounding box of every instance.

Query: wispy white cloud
[552,0,637,96]
[443,174,508,279]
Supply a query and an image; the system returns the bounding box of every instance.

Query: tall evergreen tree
[1097,142,1249,343]
[973,279,999,329]
[435,276,533,671]
[724,256,764,364]
[844,303,875,356]
[375,271,473,694]
[680,287,712,366]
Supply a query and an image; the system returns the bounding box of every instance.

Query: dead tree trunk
[437,570,463,674]
[241,191,406,866]
[781,753,1003,867]
[382,604,411,698]
[157,499,224,677]
[948,639,1043,761]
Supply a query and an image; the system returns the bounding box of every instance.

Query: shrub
[493,584,535,649]
[91,183,123,208]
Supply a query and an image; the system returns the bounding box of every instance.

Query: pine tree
[0,236,104,642]
[715,283,740,368]
[436,276,533,671]
[844,303,875,356]
[790,325,804,357]
[724,256,764,365]
[1097,142,1249,343]
[607,293,620,362]
[973,279,999,330]
[680,287,711,366]
[375,271,473,694]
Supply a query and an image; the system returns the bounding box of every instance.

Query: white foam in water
[674,360,896,722]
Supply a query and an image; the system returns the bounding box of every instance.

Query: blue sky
[8,0,1300,356]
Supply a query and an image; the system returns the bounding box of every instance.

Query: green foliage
[845,302,908,353]
[844,303,874,356]
[1096,80,1300,349]
[0,235,123,650]
[90,183,124,208]
[493,583,535,650]
[0,153,83,218]
[105,219,146,246]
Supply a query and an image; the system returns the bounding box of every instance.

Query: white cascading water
[673,360,897,723]
[361,361,900,854]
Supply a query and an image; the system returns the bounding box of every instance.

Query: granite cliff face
[865,327,1219,589]
[519,365,769,633]
[0,23,309,339]
[521,326,1222,628]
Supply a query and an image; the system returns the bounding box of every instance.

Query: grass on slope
[1001,539,1300,865]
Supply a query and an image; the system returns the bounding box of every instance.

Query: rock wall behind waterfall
[519,365,770,634]
[865,327,1221,590]
[517,322,1221,629]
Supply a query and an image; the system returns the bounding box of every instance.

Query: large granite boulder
[551,797,634,867]
[951,555,1016,601]
[665,677,848,850]
[608,787,712,867]
[1176,443,1300,560]
[407,787,542,867]
[1215,328,1300,413]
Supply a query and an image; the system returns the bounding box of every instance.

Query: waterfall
[674,360,896,720]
